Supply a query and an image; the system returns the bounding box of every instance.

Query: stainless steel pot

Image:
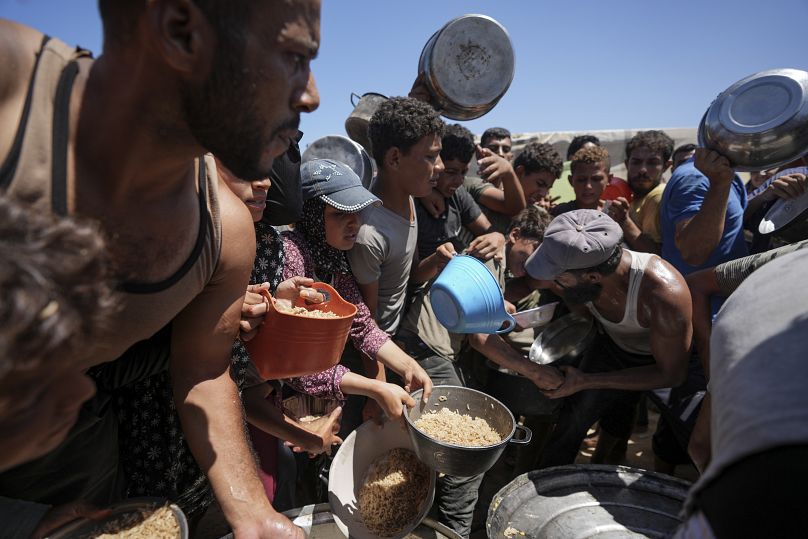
[529,313,596,366]
[302,135,375,188]
[404,386,531,477]
[344,92,388,153]
[45,498,188,539]
[487,465,691,538]
[418,14,515,121]
[699,68,808,171]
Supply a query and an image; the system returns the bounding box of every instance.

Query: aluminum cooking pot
[302,135,375,189]
[699,68,808,171]
[344,92,388,153]
[528,313,596,366]
[404,386,531,477]
[418,14,515,121]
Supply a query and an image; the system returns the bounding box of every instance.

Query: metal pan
[511,302,559,330]
[45,498,188,539]
[302,135,375,188]
[418,14,514,121]
[698,68,808,171]
[528,313,596,366]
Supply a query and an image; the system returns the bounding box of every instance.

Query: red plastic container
[245,282,357,379]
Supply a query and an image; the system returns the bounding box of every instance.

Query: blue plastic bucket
[431,255,516,334]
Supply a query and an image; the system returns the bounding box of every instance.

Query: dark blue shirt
[660,159,748,277]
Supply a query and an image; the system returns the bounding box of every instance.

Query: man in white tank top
[524,209,693,467]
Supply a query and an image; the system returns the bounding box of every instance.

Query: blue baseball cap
[300,158,381,213]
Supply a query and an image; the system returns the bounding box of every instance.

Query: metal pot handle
[508,424,532,445]
[350,92,362,107]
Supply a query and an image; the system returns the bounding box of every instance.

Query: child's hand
[371,382,416,422]
[286,406,343,457]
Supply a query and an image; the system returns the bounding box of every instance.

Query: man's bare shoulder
[641,255,692,321]
[216,176,258,273]
[0,20,46,159]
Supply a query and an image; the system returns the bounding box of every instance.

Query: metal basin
[529,313,596,366]
[327,419,436,539]
[45,498,188,539]
[404,386,531,477]
[698,68,808,171]
[487,465,691,538]
[418,15,515,121]
[302,135,375,189]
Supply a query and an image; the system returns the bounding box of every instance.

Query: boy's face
[517,168,556,204]
[398,133,444,198]
[435,158,469,199]
[0,363,96,472]
[506,229,541,278]
[569,161,609,207]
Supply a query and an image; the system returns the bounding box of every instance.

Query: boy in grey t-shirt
[348,97,446,335]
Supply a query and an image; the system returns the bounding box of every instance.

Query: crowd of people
[1,2,807,538]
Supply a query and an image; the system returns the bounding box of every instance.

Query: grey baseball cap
[525,209,622,280]
[300,158,381,213]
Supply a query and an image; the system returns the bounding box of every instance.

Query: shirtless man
[0,1,320,536]
[523,209,692,467]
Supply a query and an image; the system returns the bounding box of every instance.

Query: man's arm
[686,267,721,377]
[474,147,526,216]
[674,149,735,266]
[468,333,564,391]
[546,260,691,398]
[608,198,660,254]
[170,186,300,538]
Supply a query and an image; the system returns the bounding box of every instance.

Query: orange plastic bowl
[245,282,357,379]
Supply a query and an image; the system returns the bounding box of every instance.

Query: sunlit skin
[217,161,271,222]
[482,136,513,162]
[518,168,557,204]
[505,228,540,278]
[398,133,445,199]
[435,158,469,199]
[323,205,363,251]
[0,364,96,472]
[625,147,668,197]
[569,161,610,208]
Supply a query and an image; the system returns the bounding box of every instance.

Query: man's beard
[562,282,603,304]
[180,44,296,180]
[628,175,659,197]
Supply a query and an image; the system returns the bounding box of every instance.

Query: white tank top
[586,250,654,355]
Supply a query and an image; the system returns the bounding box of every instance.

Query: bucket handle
[350,92,362,107]
[303,287,332,305]
[496,313,517,334]
[508,424,532,445]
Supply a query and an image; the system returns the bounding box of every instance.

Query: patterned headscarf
[297,197,352,282]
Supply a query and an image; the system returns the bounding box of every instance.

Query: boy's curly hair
[625,130,675,162]
[513,142,563,179]
[0,196,118,377]
[441,124,475,164]
[508,205,551,241]
[570,145,611,174]
[368,97,445,165]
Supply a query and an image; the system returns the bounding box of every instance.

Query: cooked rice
[414,408,502,447]
[92,505,179,538]
[275,303,339,318]
[297,414,322,423]
[358,448,430,537]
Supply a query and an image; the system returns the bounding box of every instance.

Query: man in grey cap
[524,209,693,467]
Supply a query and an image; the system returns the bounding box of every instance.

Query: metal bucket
[302,135,375,189]
[344,92,388,154]
[404,386,531,477]
[418,15,515,121]
[487,465,691,538]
